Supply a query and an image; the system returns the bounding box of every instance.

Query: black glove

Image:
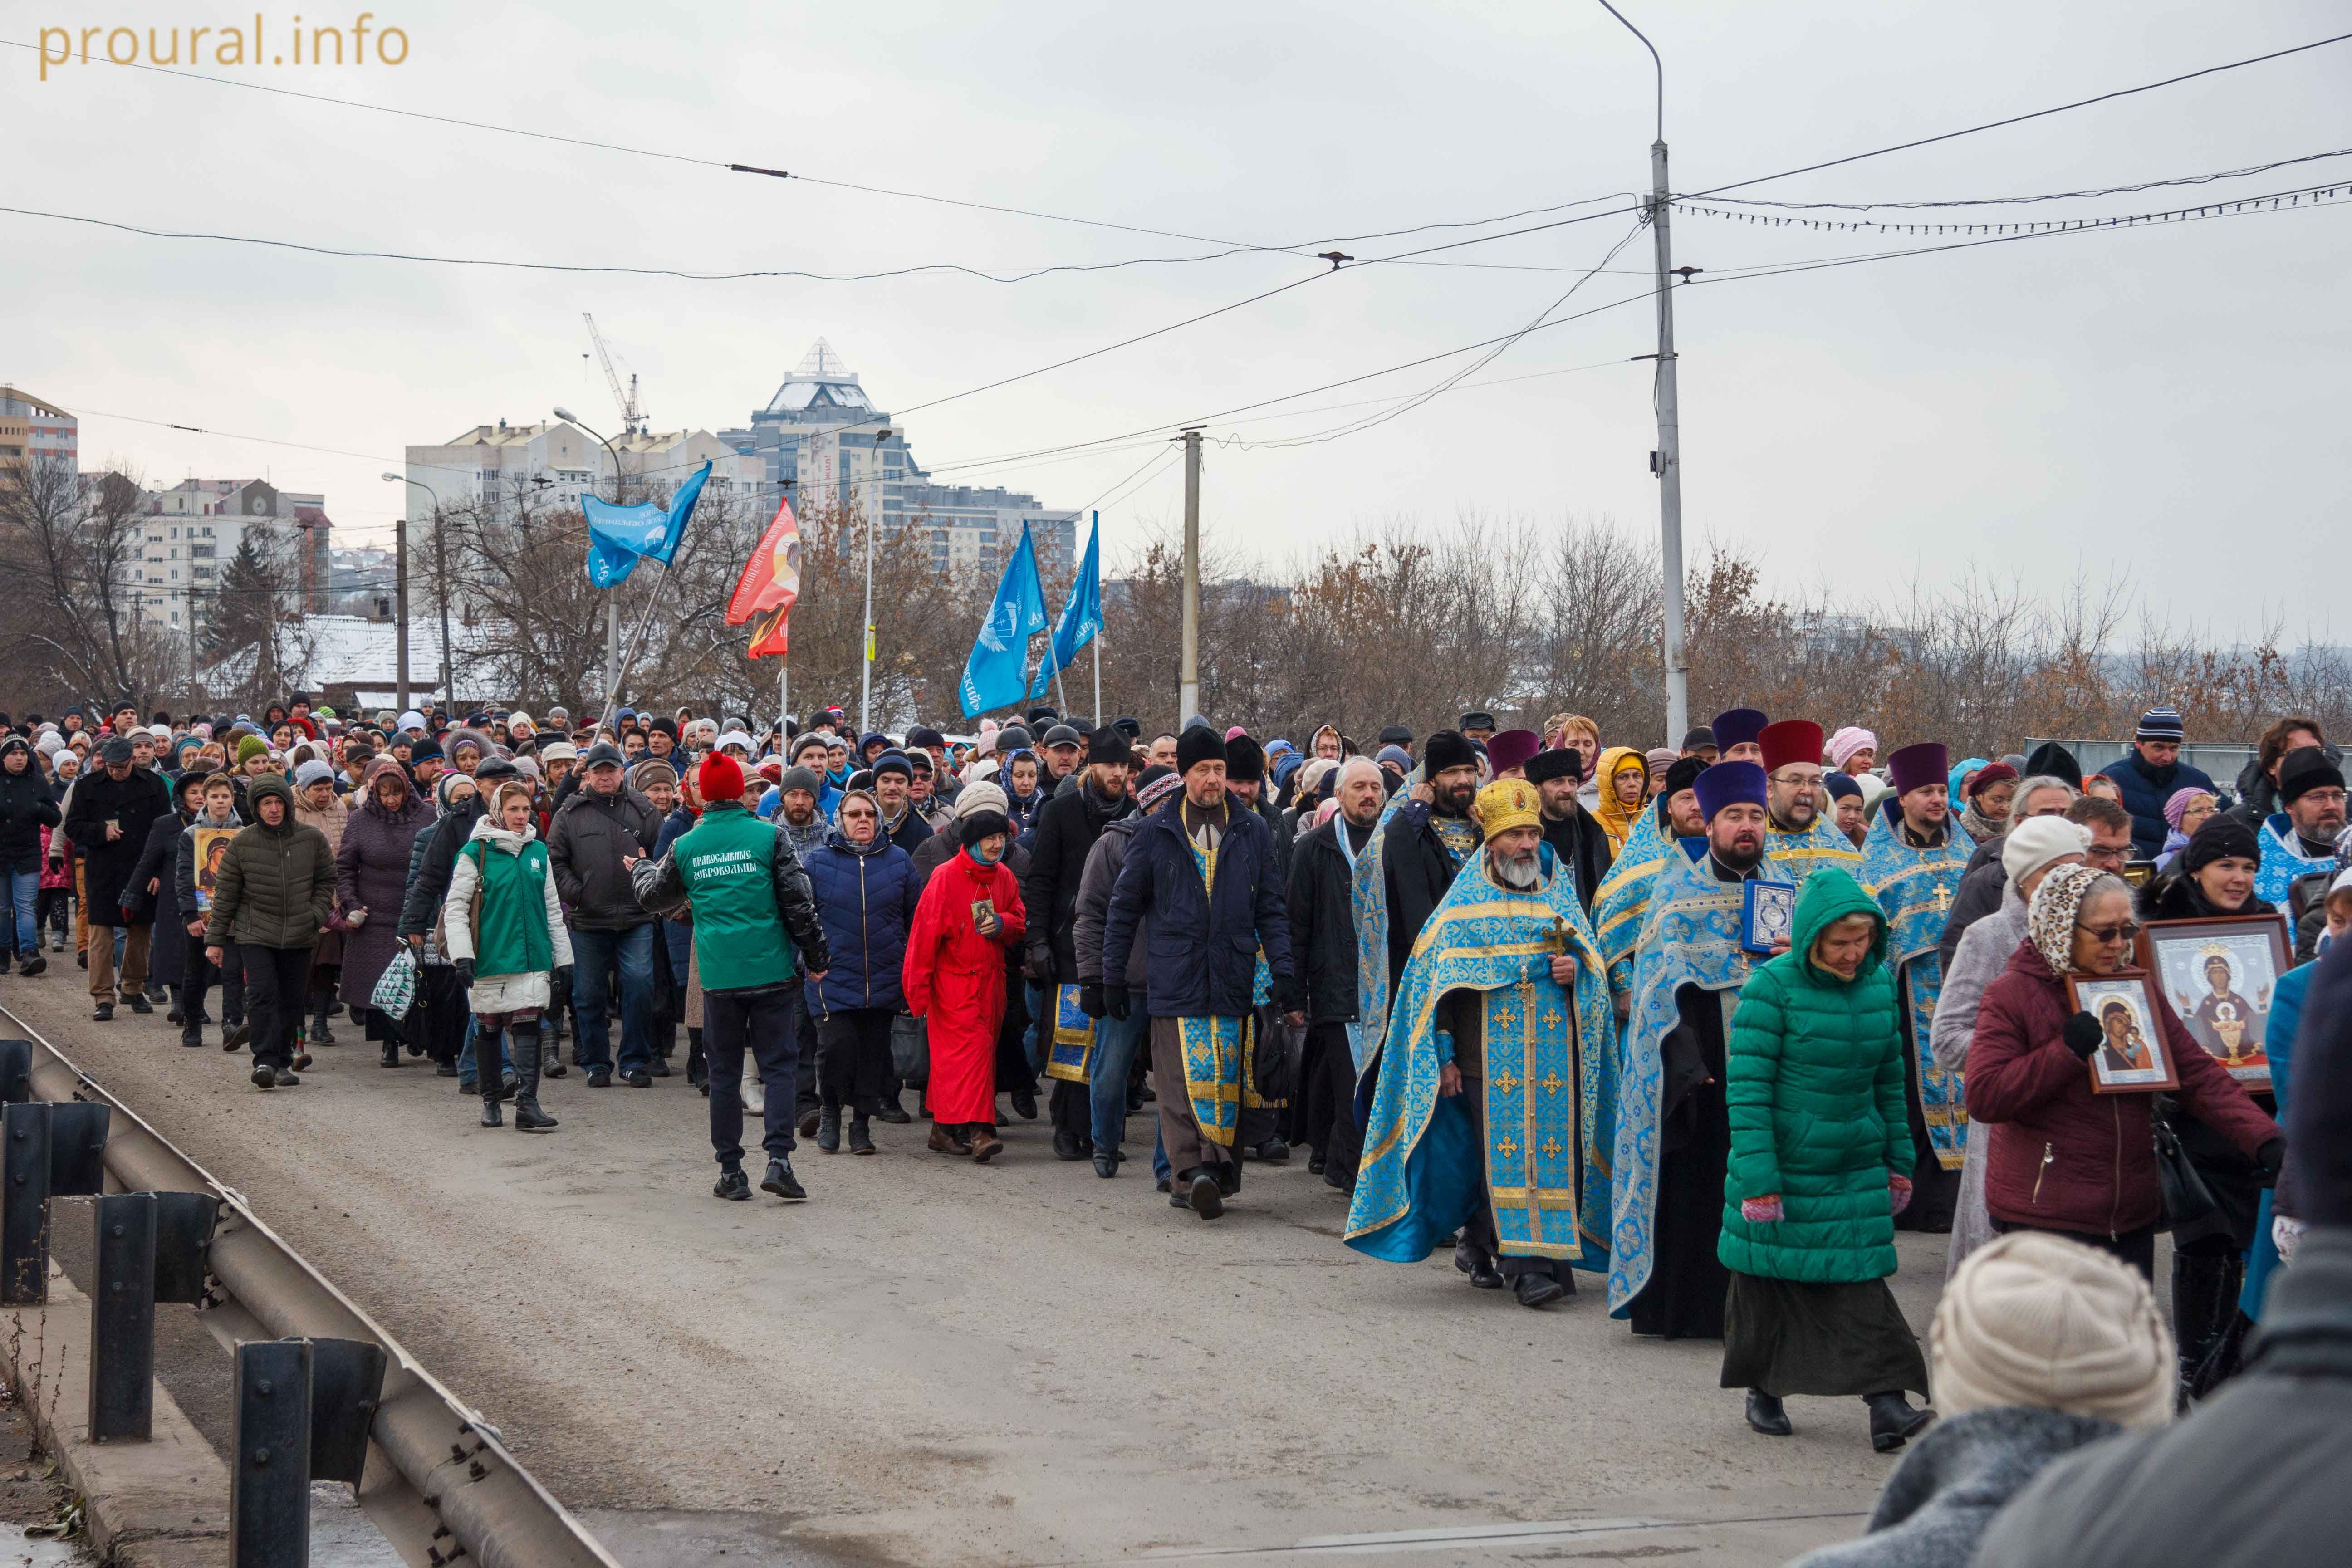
[551,965,572,999]
[1105,985,1131,1021]
[1024,947,1053,986]
[453,958,475,988]
[1078,983,1106,1019]
[2061,1010,2103,1061]
[2257,1137,2286,1187]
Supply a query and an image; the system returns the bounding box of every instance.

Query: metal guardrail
[0,1003,622,1568]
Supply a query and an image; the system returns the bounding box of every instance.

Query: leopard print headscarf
[2028,862,2107,974]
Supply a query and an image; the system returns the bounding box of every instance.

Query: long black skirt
[1720,1272,1928,1398]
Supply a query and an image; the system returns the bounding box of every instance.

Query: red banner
[727,492,802,659]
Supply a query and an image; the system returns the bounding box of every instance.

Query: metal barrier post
[232,1338,312,1568]
[88,1192,156,1442]
[1,1102,50,1305]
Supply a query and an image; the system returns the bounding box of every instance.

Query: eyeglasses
[2077,919,2141,944]
[840,808,877,820]
[1768,770,1824,788]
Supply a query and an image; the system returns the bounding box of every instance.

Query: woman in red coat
[903,808,1026,1162]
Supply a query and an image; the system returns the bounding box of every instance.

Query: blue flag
[1029,515,1101,701]
[960,522,1049,718]
[583,461,711,588]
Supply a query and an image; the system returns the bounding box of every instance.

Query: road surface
[0,976,1949,1565]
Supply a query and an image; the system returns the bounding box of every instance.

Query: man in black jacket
[65,736,172,1019]
[547,743,663,1088]
[1102,726,1294,1219]
[1022,726,1135,1161]
[1529,746,1613,912]
[1380,729,1483,989]
[1281,756,1385,1191]
[0,736,60,975]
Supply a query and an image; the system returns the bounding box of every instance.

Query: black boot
[685,1027,706,1089]
[816,1106,841,1154]
[479,1029,505,1126]
[848,1116,875,1156]
[511,1026,557,1132]
[167,985,184,1024]
[1745,1389,1792,1436]
[2171,1251,2234,1388]
[381,1040,401,1068]
[309,1003,335,1044]
[1865,1391,1932,1452]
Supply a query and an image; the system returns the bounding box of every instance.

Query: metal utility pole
[1179,430,1201,723]
[394,514,410,710]
[555,407,627,724]
[384,473,443,712]
[1599,0,1688,745]
[860,428,890,735]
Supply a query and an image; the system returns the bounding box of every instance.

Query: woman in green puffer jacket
[1717,868,1934,1450]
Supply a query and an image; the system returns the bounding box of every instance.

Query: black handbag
[2153,1104,2218,1231]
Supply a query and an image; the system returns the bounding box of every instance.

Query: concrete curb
[1,1271,229,1568]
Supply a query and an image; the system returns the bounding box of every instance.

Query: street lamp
[862,426,891,733]
[382,471,451,714]
[555,407,628,719]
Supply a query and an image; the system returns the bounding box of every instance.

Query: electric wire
[1690,144,2352,211]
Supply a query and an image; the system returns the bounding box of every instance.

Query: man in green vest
[630,752,831,1203]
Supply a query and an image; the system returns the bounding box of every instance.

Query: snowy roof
[206,615,509,700]
[761,338,872,415]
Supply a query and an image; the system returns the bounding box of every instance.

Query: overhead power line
[1674,178,2352,237]
[1689,29,2352,198]
[1689,144,2352,212]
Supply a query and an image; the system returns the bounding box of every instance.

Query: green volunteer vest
[675,806,795,992]
[466,838,555,978]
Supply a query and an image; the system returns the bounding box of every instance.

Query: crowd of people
[1,691,2348,1558]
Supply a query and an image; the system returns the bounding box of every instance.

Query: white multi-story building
[131,478,332,635]
[400,420,761,531]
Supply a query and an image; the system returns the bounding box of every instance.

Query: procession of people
[0,688,2345,1555]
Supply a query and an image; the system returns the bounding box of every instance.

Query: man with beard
[1038,725,1085,794]
[906,751,954,834]
[1102,727,1293,1219]
[1611,760,1787,1339]
[2254,747,2347,906]
[1024,726,1137,1162]
[1221,733,1293,1161]
[1281,757,1386,1193]
[66,736,172,1020]
[1527,746,1612,912]
[1857,742,1976,1233]
[1758,720,1863,887]
[1371,730,1483,992]
[1593,754,1710,1007]
[1348,779,1616,1310]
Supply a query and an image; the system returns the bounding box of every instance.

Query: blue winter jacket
[2098,748,2217,860]
[800,828,920,1016]
[1102,792,1293,1018]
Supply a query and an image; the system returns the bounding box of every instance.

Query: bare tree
[0,456,183,709]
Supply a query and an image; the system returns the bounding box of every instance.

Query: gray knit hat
[779,765,824,799]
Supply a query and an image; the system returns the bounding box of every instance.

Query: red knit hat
[1759,719,1823,776]
[698,751,745,802]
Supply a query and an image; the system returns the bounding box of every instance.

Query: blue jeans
[5,869,36,956]
[1088,1007,1152,1157]
[1024,981,1051,1076]
[571,924,655,1075]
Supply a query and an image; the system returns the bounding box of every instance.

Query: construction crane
[582,313,647,435]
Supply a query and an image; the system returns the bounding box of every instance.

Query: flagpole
[1093,634,1100,722]
[596,564,675,736]
[1090,511,1101,720]
[779,661,789,746]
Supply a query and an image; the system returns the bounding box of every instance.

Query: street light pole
[1598,0,1689,745]
[383,473,444,713]
[1179,429,1201,723]
[861,427,890,735]
[556,408,628,723]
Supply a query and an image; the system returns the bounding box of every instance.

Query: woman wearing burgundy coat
[1966,864,2281,1283]
[336,757,430,1065]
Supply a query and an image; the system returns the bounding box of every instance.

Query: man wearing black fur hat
[1024,726,1137,1161]
[1102,725,1294,1219]
[1377,730,1484,989]
[1528,746,1613,911]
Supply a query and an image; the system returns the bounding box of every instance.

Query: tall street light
[555,407,627,716]
[861,426,890,735]
[1597,0,1690,745]
[382,472,449,713]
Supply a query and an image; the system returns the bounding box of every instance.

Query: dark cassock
[1347,779,1619,1309]
[1857,741,1976,1234]
[1610,761,1789,1340]
[1526,746,1615,912]
[1350,730,1485,1057]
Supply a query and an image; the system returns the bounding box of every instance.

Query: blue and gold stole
[1045,984,1095,1083]
[1174,823,1281,1143]
[1592,806,1680,996]
[1858,803,1976,1171]
[1766,813,1864,888]
[1607,843,1777,1314]
[1348,859,1616,1269]
[1349,776,1478,1072]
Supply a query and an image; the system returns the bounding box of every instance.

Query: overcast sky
[9,0,2349,640]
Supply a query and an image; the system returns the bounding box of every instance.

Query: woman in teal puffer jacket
[1718,868,1934,1450]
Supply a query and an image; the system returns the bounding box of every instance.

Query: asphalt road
[0,974,1955,1567]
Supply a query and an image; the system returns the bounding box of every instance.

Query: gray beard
[1492,850,1542,889]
